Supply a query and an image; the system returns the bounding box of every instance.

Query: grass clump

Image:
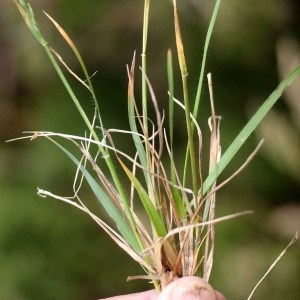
[12,0,299,296]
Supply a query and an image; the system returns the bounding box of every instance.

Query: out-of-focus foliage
[1,0,299,299]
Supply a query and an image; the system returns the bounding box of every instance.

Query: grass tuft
[11,0,300,295]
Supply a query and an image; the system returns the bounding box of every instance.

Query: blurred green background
[1,0,300,299]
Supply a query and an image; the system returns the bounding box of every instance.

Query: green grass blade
[193,0,222,119]
[119,159,167,237]
[203,65,300,202]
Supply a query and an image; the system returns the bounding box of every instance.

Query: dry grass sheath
[11,0,300,297]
